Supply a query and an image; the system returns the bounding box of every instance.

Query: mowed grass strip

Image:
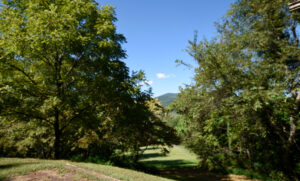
[139,145,199,169]
[0,158,173,181]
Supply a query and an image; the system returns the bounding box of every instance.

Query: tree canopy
[172,0,300,180]
[0,0,178,160]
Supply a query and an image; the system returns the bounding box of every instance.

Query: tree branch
[60,105,91,131]
[5,62,37,85]
[65,53,85,78]
[291,23,299,46]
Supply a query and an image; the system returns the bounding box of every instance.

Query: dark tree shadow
[140,160,196,168]
[0,162,38,170]
[139,151,230,181]
[158,167,228,181]
[139,153,165,159]
[0,162,38,181]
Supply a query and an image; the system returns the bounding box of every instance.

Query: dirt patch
[222,174,260,181]
[4,164,121,181]
[3,169,86,181]
[65,163,120,181]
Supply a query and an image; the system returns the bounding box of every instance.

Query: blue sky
[99,0,235,97]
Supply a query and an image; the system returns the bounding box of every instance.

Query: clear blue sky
[99,0,235,97]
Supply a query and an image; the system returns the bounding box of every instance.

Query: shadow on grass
[140,153,165,159]
[0,162,39,170]
[0,164,17,170]
[159,167,226,181]
[142,147,160,151]
[138,150,229,181]
[0,162,39,181]
[140,160,196,168]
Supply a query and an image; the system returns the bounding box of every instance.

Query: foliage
[172,0,300,180]
[0,0,178,160]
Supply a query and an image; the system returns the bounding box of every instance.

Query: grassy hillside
[157,93,178,107]
[0,158,172,181]
[1,147,262,181]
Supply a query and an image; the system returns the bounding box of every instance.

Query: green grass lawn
[138,145,263,181]
[139,145,199,169]
[0,157,173,181]
[138,145,224,181]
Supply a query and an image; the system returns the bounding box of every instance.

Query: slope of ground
[0,150,262,181]
[157,93,178,107]
[0,158,172,181]
[139,145,261,181]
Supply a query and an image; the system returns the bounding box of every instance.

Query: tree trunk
[263,102,298,178]
[283,145,293,178]
[227,120,232,153]
[283,116,298,177]
[289,91,299,147]
[54,54,63,159]
[54,110,61,159]
[283,91,300,178]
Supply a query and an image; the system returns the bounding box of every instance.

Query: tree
[173,0,299,179]
[0,0,178,160]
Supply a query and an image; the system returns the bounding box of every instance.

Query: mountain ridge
[156,93,178,107]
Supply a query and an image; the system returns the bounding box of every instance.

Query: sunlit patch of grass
[139,145,199,169]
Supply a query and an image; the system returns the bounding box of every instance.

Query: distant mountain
[157,93,178,107]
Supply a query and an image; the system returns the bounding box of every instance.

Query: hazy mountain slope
[157,93,178,107]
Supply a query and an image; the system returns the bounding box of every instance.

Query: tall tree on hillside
[0,0,178,159]
[173,0,299,179]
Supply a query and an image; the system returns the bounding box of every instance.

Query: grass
[138,146,226,181]
[0,146,266,181]
[139,145,198,169]
[138,146,265,181]
[0,158,67,180]
[0,157,173,181]
[72,162,172,181]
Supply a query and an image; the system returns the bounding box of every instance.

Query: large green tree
[173,0,300,179]
[0,0,177,159]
